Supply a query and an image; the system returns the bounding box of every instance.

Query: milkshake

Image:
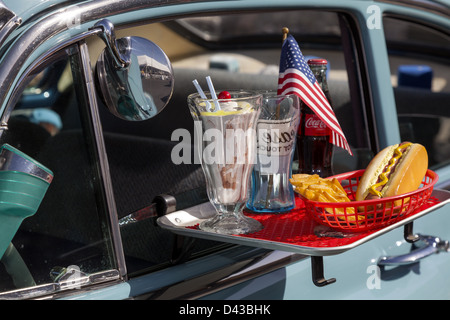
[188,91,263,234]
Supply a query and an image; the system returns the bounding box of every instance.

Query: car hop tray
[157,188,450,256]
[157,171,450,286]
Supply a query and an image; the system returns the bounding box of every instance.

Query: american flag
[277,34,352,156]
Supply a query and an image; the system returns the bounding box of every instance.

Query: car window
[0,45,118,297]
[94,10,374,275]
[384,17,450,170]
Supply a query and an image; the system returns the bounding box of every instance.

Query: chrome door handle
[378,234,449,266]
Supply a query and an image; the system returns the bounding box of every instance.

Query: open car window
[95,9,375,275]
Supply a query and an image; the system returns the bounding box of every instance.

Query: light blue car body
[1,0,449,300]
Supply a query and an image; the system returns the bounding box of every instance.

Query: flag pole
[282,27,289,41]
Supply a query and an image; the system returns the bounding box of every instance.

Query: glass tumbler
[247,93,300,213]
[187,90,263,235]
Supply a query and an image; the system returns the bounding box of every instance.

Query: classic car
[0,0,448,302]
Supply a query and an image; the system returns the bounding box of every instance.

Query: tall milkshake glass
[188,91,263,235]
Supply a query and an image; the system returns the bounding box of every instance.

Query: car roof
[2,0,448,22]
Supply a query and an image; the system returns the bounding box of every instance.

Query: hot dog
[355,142,428,204]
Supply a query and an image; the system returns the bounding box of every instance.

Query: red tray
[157,174,448,256]
[298,169,438,232]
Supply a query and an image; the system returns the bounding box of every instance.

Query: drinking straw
[192,79,212,111]
[205,76,221,111]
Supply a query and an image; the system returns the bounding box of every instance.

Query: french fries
[290,174,350,203]
[290,174,363,222]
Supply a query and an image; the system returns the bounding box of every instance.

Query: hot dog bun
[356,142,428,203]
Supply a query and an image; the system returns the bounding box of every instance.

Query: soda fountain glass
[187,90,263,235]
[247,93,300,213]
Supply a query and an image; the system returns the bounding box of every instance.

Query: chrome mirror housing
[93,19,174,121]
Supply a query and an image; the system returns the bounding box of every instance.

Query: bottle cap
[307,58,328,65]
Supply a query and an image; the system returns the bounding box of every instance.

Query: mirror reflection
[94,21,174,121]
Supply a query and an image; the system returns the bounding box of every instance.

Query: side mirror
[94,19,174,121]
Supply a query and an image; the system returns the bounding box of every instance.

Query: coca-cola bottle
[297,59,334,177]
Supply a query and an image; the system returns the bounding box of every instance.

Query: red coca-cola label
[303,114,330,136]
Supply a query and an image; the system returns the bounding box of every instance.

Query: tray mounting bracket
[311,256,336,287]
[404,221,420,243]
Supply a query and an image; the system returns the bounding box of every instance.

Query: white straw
[192,79,212,111]
[205,76,221,111]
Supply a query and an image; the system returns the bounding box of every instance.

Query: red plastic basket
[300,169,438,232]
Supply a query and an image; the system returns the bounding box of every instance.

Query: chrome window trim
[0,1,21,48]
[0,269,121,300]
[78,40,127,279]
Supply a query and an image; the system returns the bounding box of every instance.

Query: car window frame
[104,8,381,277]
[0,38,126,299]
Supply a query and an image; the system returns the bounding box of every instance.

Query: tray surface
[157,189,450,256]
